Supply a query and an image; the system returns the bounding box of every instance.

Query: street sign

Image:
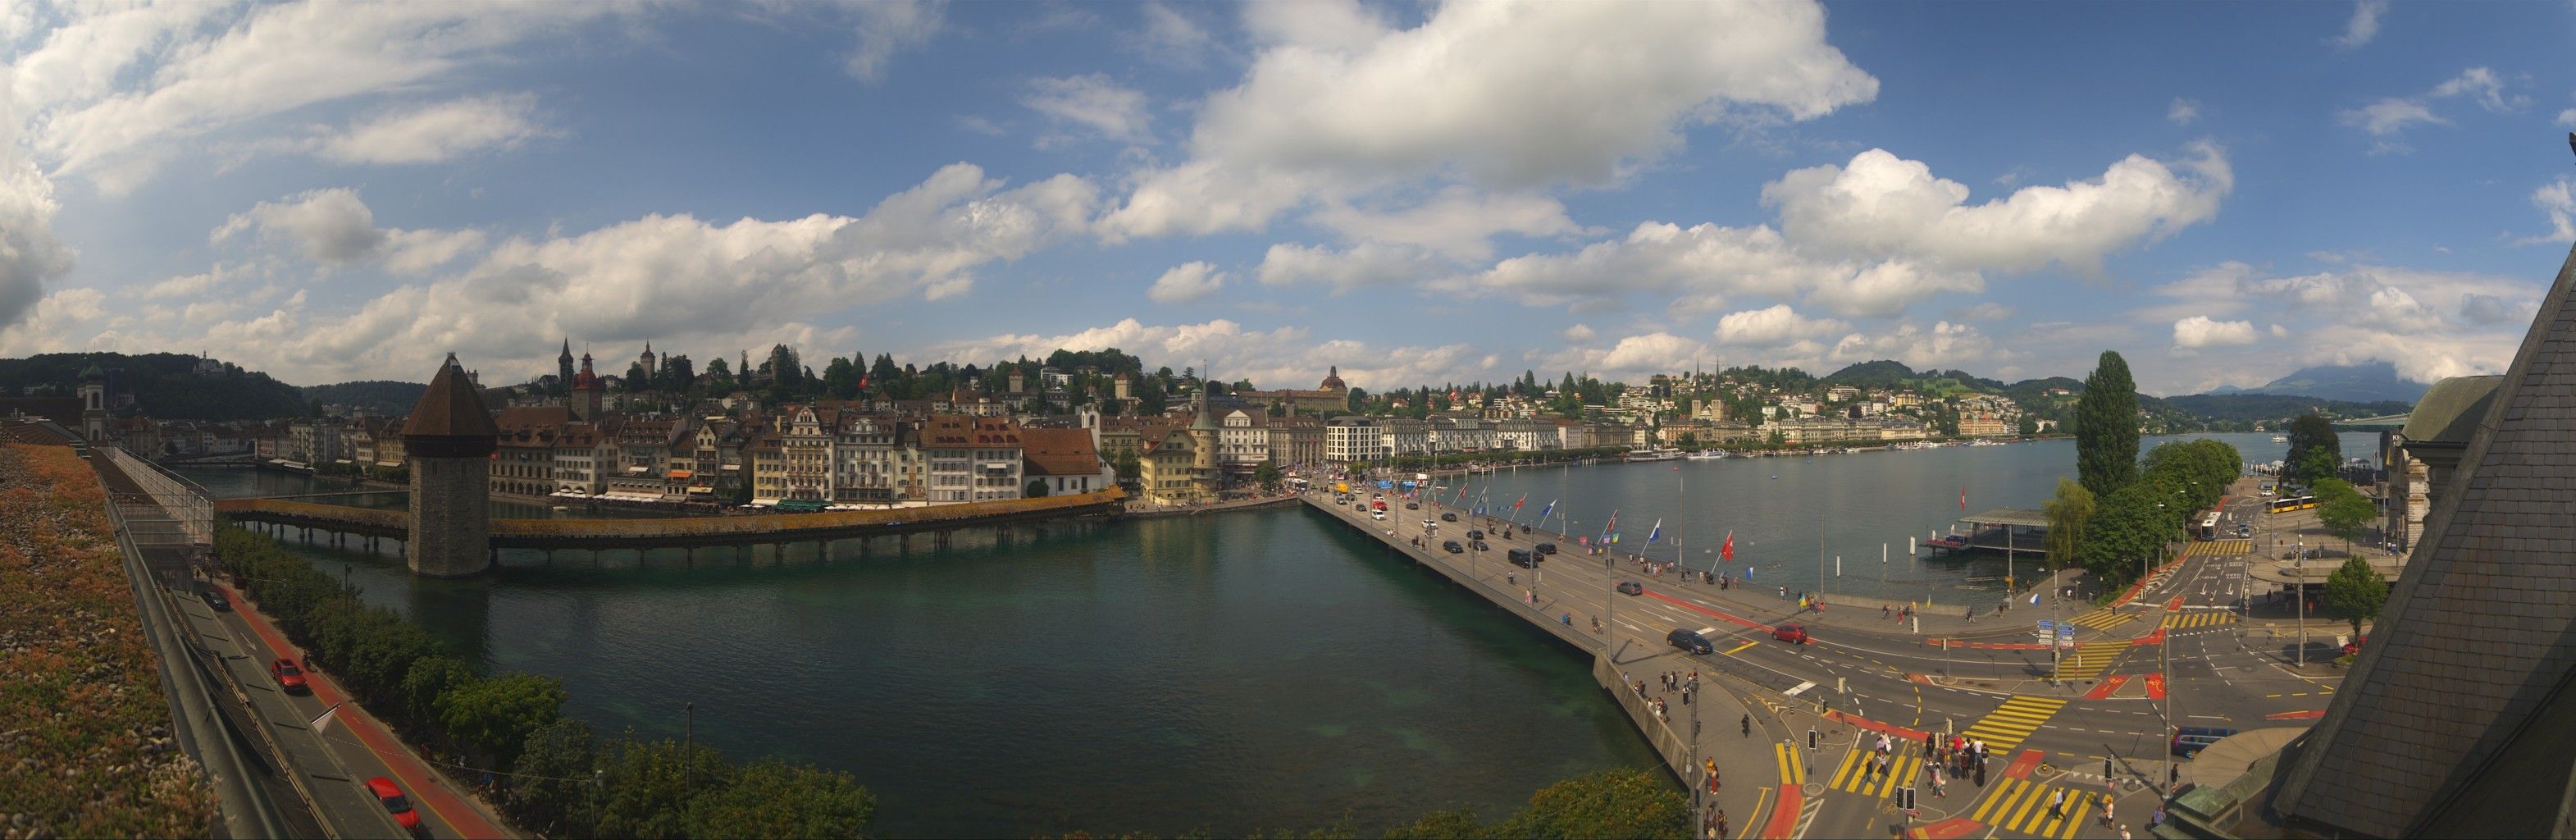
[2037,619,2056,634]
[2059,626,2076,649]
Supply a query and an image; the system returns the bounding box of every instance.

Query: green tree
[1112,450,1141,486]
[1382,809,1488,839]
[2074,351,2139,498]
[705,357,734,393]
[1490,767,1688,840]
[436,673,568,769]
[2017,414,2039,436]
[1254,459,1282,491]
[596,737,737,839]
[2282,413,2341,486]
[2323,555,2389,638]
[2312,477,2376,555]
[2043,478,2095,572]
[682,757,878,838]
[2079,481,2168,587]
[1024,479,1049,498]
[398,655,476,739]
[504,719,599,837]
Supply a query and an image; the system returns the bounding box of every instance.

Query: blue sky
[1,0,2571,395]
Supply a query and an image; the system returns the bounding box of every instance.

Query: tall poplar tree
[2075,350,2140,499]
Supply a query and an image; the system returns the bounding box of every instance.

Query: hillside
[0,353,303,420]
[2159,393,2414,429]
[2247,362,2429,403]
[303,381,427,416]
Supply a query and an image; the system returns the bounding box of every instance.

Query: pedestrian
[2101,797,2114,828]
[1716,810,1728,839]
[1780,585,1788,600]
[2049,788,2064,818]
[1883,604,1891,619]
[2118,826,2131,840]
[1742,714,1752,738]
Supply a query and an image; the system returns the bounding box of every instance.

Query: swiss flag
[1721,531,1735,562]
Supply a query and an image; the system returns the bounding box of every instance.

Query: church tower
[571,352,604,422]
[639,340,657,381]
[403,354,499,577]
[557,338,576,390]
[77,361,108,442]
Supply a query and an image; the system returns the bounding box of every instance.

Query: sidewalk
[219,580,517,839]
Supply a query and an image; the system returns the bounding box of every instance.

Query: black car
[1405,502,1420,509]
[1441,513,1458,523]
[1536,542,1557,555]
[1466,530,1485,540]
[1616,580,1644,596]
[1470,540,1490,551]
[1442,541,1464,554]
[1666,628,1713,655]
[198,584,230,612]
[1507,549,1538,568]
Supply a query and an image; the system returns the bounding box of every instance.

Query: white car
[1371,510,1386,520]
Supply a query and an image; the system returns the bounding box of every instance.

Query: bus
[2266,495,2317,514]
[2198,511,2223,541]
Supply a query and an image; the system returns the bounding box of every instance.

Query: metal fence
[105,445,214,548]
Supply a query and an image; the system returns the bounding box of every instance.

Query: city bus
[2198,511,2223,541]
[2266,495,2317,514]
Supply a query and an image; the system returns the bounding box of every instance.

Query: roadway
[1307,476,2326,839]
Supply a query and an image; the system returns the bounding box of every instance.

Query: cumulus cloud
[1131,3,1218,63]
[842,1,942,82]
[1713,304,1847,346]
[1100,0,1877,240]
[1305,189,1582,261]
[1827,321,2001,370]
[0,93,75,331]
[1762,143,2233,275]
[2330,0,2387,48]
[930,317,1493,392]
[1562,323,1595,343]
[2172,315,2258,348]
[312,94,553,165]
[1022,75,1153,147]
[1147,261,1227,303]
[2514,176,2575,245]
[212,189,390,263]
[1256,242,1440,292]
[2168,97,2200,126]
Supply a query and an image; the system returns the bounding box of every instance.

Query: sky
[1,0,2572,396]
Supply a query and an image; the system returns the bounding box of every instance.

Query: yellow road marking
[1723,640,1758,655]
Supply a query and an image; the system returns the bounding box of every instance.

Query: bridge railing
[490,488,1124,537]
[104,446,213,548]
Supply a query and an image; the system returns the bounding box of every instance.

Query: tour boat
[2272,436,2287,443]
[1626,449,1683,463]
[1685,450,1726,460]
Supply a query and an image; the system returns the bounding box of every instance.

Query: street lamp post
[2296,538,2305,666]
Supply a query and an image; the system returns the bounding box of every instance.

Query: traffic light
[2105,758,2114,782]
[1808,728,1818,750]
[1899,787,1916,810]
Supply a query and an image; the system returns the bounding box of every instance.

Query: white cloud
[213,189,390,263]
[0,91,74,332]
[1827,321,2002,370]
[1713,304,1848,346]
[2340,67,2523,145]
[1147,261,1227,303]
[2429,66,2514,112]
[1022,75,1153,148]
[1562,323,1595,343]
[312,94,552,165]
[2171,315,2258,348]
[1101,0,1877,240]
[16,2,619,190]
[2559,108,2576,127]
[2330,0,2387,48]
[931,316,1492,392]
[381,228,490,275]
[2342,99,2443,136]
[1133,3,1217,62]
[2168,97,2200,126]
[1305,188,1581,261]
[1256,242,1439,293]
[1762,143,2233,275]
[2514,176,2575,245]
[842,1,942,83]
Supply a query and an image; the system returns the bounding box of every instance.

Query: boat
[1685,450,1726,460]
[1626,449,1683,463]
[2271,436,2287,443]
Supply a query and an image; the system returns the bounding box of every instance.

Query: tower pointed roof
[1188,368,1220,431]
[2276,241,2576,837]
[559,337,573,361]
[403,353,501,443]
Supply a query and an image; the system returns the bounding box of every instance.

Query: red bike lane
[220,582,510,839]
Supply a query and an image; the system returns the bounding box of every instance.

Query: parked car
[1666,628,1713,655]
[1536,542,1557,555]
[2172,726,2238,757]
[1771,623,1808,645]
[2236,523,2252,537]
[1443,541,1464,554]
[270,658,308,694]
[198,584,230,612]
[1507,549,1538,568]
[365,776,423,834]
[1441,513,1458,523]
[1616,580,1644,596]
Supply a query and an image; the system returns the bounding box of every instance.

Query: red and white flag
[1959,486,1967,511]
[1721,531,1735,562]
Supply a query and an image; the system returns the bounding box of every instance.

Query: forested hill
[303,381,428,416]
[0,353,303,420]
[2159,393,2414,427]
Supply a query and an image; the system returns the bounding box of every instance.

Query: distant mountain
[2161,393,2416,427]
[303,381,428,416]
[2243,362,2429,404]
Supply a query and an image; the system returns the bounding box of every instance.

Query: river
[176,431,2372,835]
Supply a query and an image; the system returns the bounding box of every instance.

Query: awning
[374,461,402,468]
[627,466,650,473]
[668,470,694,479]
[720,464,741,471]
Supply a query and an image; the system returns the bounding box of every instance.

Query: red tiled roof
[1018,428,1099,477]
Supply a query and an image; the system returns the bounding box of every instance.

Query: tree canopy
[2075,351,2140,498]
[2324,555,2389,638]
[2282,414,2341,486]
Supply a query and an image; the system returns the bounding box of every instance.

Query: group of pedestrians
[1941,733,1990,787]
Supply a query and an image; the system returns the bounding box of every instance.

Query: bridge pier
[735,545,746,564]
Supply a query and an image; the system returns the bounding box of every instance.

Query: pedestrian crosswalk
[1826,746,1928,799]
[2186,539,2252,557]
[1958,696,2068,752]
[1773,742,1808,785]
[2064,609,2136,632]
[1970,777,2100,839]
[2163,611,2238,629]
[2052,641,2126,682]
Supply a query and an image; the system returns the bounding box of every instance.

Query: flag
[1512,493,1527,511]
[1604,509,1619,534]
[1648,519,1663,544]
[1538,500,1555,519]
[1959,486,1967,510]
[2030,591,2040,605]
[1744,566,1753,581]
[1721,531,1735,561]
[309,701,344,736]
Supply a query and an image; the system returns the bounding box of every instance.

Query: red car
[270,658,308,694]
[366,776,422,833]
[1771,623,1809,645]
[2343,635,2368,657]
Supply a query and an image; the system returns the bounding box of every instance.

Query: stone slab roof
[2275,243,2576,838]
